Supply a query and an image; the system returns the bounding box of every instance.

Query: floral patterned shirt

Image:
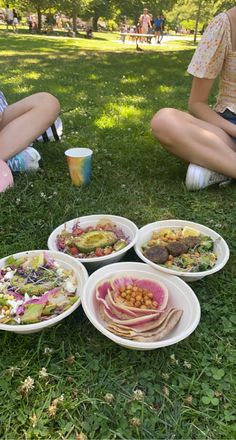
[187,12,236,114]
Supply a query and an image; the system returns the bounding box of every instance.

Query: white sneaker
[185,163,231,191]
[7,147,41,173]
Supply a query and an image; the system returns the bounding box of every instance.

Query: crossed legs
[0,92,60,161]
[151,108,236,179]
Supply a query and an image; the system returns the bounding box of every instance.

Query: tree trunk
[194,0,202,43]
[93,11,99,31]
[37,8,42,32]
[72,5,77,34]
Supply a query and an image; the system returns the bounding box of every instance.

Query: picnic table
[120,32,155,45]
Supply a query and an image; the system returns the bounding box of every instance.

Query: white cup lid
[65,148,93,158]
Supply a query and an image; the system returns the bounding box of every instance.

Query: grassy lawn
[0,31,235,439]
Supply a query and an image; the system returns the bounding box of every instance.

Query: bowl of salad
[134,220,229,282]
[47,215,139,270]
[81,262,201,350]
[0,250,88,334]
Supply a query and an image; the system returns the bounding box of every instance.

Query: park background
[0,0,235,39]
[0,0,235,439]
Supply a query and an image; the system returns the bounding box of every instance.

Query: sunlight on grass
[95,103,143,128]
[159,85,175,93]
[23,72,41,80]
[88,73,99,80]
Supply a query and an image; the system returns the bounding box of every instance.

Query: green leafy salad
[0,253,77,325]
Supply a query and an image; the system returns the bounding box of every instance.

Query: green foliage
[166,0,215,29]
[214,0,236,14]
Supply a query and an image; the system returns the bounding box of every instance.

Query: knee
[150,108,179,142]
[37,92,61,119]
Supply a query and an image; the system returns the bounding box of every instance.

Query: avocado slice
[20,303,44,324]
[113,239,127,251]
[11,274,27,288]
[73,230,117,253]
[5,256,26,268]
[19,282,56,296]
[22,254,45,271]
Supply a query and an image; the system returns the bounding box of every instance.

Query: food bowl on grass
[0,250,88,334]
[81,262,201,350]
[47,214,139,270]
[134,219,230,282]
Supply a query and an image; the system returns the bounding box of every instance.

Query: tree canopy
[0,0,234,32]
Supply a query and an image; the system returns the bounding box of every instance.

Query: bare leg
[151,108,236,179]
[0,92,60,160]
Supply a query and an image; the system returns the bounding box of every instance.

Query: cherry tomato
[69,246,79,256]
[95,248,104,257]
[73,228,84,236]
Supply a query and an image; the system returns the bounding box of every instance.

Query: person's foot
[0,160,14,192]
[185,163,232,191]
[7,147,41,173]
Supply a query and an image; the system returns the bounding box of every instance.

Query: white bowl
[0,250,88,334]
[134,219,230,282]
[81,262,201,350]
[47,214,139,271]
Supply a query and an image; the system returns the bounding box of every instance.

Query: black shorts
[6,19,13,25]
[219,109,236,142]
[155,26,161,32]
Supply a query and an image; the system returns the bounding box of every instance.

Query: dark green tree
[58,0,91,33]
[13,0,58,30]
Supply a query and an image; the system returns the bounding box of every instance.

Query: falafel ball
[183,236,201,248]
[144,245,169,264]
[166,241,189,257]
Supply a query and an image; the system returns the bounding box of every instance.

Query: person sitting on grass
[151,6,236,190]
[0,92,60,192]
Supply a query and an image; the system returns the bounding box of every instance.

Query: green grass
[0,31,235,440]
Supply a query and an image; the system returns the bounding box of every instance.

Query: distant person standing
[5,4,13,31]
[12,9,19,33]
[139,8,152,34]
[28,15,33,33]
[160,14,165,42]
[153,14,163,44]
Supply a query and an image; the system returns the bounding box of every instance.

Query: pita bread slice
[131,309,183,342]
[107,308,175,336]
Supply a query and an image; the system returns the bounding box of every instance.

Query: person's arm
[188,77,236,138]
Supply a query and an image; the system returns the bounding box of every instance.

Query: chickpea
[135,301,141,307]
